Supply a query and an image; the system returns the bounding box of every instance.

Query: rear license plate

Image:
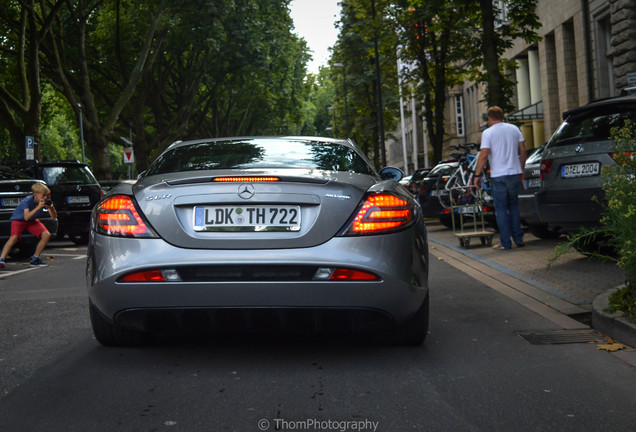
[561,162,600,178]
[458,205,481,214]
[1,197,22,207]
[193,205,301,232]
[67,195,90,204]
[526,178,541,188]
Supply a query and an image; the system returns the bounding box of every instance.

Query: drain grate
[516,328,603,345]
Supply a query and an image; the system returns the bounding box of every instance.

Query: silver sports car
[87,137,429,346]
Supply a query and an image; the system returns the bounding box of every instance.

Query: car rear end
[536,96,636,233]
[87,137,429,345]
[39,162,102,243]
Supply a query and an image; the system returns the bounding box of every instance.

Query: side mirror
[378,166,404,181]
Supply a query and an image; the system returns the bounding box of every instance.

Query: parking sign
[25,136,34,160]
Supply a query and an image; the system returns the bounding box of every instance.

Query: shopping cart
[449,186,496,249]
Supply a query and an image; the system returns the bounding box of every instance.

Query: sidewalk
[426,221,636,351]
[426,222,626,308]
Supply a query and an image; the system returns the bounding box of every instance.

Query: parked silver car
[87,137,429,346]
[536,93,636,244]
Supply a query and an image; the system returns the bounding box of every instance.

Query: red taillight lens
[539,159,553,180]
[342,193,414,235]
[94,195,156,238]
[329,268,379,281]
[120,270,166,282]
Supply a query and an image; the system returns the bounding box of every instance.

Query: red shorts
[10,219,48,241]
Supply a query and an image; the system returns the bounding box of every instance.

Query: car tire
[573,234,617,258]
[528,224,561,239]
[438,216,453,228]
[89,301,151,346]
[385,293,429,346]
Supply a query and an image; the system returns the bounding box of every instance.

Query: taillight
[341,192,414,235]
[539,159,553,180]
[94,195,157,238]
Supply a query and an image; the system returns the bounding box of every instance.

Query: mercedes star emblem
[238,184,255,199]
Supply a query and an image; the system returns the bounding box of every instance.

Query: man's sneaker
[0,258,5,270]
[30,257,47,267]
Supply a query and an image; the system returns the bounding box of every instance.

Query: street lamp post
[333,63,350,138]
[327,106,337,137]
[371,0,387,167]
[77,103,86,164]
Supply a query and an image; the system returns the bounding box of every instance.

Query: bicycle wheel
[435,173,453,209]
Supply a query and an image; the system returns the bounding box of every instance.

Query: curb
[592,288,636,348]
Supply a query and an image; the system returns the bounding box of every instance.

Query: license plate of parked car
[1,197,22,207]
[526,178,541,188]
[458,205,481,214]
[561,162,600,178]
[67,195,90,204]
[193,205,301,231]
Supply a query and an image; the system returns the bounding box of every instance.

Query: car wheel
[438,216,453,228]
[385,293,429,346]
[89,302,151,346]
[71,232,89,245]
[528,224,561,239]
[572,234,617,258]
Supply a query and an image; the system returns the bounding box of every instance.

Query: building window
[495,0,508,27]
[595,15,615,98]
[455,94,465,137]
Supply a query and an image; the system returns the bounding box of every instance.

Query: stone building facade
[387,0,636,171]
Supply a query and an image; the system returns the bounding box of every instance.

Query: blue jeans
[491,175,524,249]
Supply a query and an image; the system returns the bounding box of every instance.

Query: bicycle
[435,143,492,209]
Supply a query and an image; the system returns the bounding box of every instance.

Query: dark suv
[0,166,58,256]
[1,160,102,244]
[536,93,636,238]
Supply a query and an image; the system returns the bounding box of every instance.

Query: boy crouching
[0,182,57,268]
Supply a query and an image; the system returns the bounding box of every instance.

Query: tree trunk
[480,0,506,108]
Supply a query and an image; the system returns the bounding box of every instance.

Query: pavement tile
[426,222,627,308]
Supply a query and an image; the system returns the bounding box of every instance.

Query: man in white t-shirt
[473,106,527,250]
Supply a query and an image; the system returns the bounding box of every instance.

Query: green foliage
[548,120,636,321]
[331,0,401,168]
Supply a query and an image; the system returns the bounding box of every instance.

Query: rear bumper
[87,228,429,331]
[535,189,604,231]
[518,192,541,225]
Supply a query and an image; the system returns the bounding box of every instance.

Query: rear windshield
[0,166,33,180]
[145,139,374,176]
[549,105,636,148]
[41,166,98,185]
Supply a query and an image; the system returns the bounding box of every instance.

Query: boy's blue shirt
[10,195,45,221]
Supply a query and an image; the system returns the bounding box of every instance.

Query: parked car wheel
[438,215,453,228]
[572,234,617,258]
[528,223,561,239]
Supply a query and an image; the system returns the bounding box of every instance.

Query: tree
[394,0,474,164]
[474,0,540,110]
[331,0,400,169]
[40,0,170,179]
[0,0,63,159]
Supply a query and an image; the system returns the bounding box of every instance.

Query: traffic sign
[123,147,134,164]
[25,136,34,160]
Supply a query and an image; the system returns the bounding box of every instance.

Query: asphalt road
[0,239,635,432]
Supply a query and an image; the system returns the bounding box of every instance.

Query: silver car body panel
[87,137,429,336]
